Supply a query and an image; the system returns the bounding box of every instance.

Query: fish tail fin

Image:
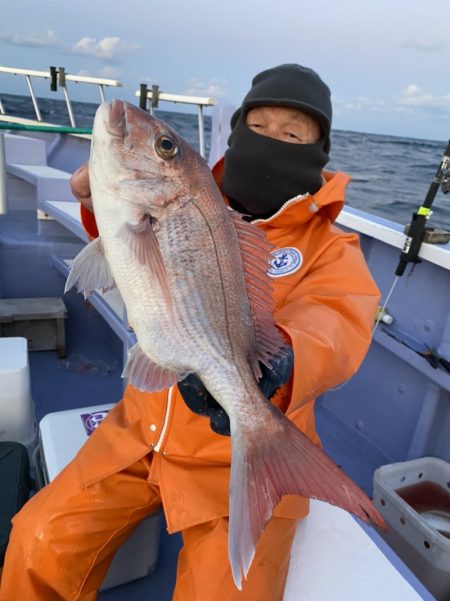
[228,407,386,590]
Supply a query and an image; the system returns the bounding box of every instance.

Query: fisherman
[0,64,381,600]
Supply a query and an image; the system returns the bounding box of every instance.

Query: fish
[66,99,386,589]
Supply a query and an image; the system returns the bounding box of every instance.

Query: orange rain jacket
[76,160,381,534]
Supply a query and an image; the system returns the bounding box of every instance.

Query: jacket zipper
[251,192,309,225]
[153,386,174,453]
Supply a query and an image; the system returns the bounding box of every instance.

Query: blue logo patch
[80,411,110,436]
[268,247,303,278]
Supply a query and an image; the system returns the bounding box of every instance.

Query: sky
[0,0,449,141]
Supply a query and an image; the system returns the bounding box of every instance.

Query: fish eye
[155,135,178,159]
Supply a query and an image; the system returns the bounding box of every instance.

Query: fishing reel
[440,149,450,194]
[436,145,450,194]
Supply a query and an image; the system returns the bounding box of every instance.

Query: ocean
[2,92,450,230]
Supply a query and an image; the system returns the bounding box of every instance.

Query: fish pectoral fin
[117,220,172,310]
[229,211,287,380]
[122,343,186,392]
[228,405,386,590]
[65,238,115,298]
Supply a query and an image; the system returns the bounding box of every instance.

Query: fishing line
[328,275,399,393]
[371,275,399,337]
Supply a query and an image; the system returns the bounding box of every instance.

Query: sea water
[2,92,450,230]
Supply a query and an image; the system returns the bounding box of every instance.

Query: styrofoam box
[373,457,450,601]
[39,404,162,591]
[0,337,36,456]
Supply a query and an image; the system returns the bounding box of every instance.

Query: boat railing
[0,66,123,128]
[136,84,216,158]
[0,67,217,159]
[0,121,93,215]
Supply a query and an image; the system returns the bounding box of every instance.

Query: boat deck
[1,127,444,599]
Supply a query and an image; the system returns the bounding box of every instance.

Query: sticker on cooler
[80,411,110,436]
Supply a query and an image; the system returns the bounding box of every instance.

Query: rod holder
[50,66,57,92]
[151,85,160,109]
[58,66,66,87]
[139,84,148,110]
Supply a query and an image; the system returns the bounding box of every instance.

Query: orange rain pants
[0,452,296,601]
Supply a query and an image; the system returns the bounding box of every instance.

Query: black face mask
[222,114,329,219]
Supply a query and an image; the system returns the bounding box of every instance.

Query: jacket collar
[212,157,350,228]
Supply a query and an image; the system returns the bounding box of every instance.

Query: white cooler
[38,403,162,591]
[373,457,450,600]
[0,337,36,457]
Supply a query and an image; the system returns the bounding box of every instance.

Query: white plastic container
[373,457,450,600]
[0,337,36,455]
[39,403,161,591]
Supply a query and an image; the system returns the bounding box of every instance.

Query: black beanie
[222,64,332,218]
[231,63,332,153]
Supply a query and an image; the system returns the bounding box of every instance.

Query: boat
[0,65,449,600]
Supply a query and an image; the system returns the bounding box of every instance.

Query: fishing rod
[395,139,450,276]
[371,139,450,343]
[368,138,450,370]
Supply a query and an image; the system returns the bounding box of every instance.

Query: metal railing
[1,67,216,158]
[136,84,216,158]
[0,66,122,128]
[0,69,219,213]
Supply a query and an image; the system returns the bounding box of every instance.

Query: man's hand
[71,161,93,213]
[177,375,231,436]
[178,346,294,436]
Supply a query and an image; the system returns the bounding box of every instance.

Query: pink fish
[66,100,385,589]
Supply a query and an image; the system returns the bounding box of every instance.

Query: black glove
[177,374,231,435]
[178,346,294,436]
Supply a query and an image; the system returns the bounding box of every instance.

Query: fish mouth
[106,99,127,138]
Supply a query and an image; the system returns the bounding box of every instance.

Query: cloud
[403,40,447,54]
[332,95,385,114]
[0,29,59,48]
[185,77,229,99]
[75,67,122,80]
[398,84,450,112]
[97,66,122,80]
[71,36,139,60]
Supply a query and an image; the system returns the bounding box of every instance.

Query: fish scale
[158,207,249,369]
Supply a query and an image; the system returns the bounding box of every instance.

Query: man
[0,64,380,600]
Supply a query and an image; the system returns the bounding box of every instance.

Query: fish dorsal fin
[117,219,172,311]
[229,210,287,379]
[122,343,187,392]
[65,238,115,298]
